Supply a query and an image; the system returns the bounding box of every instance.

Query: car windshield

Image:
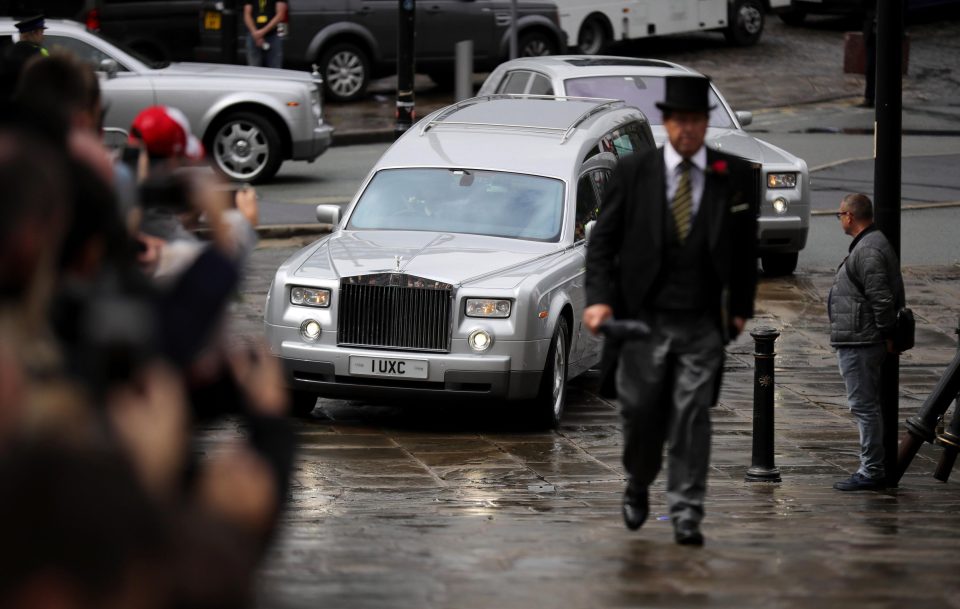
[348,168,565,242]
[564,75,735,129]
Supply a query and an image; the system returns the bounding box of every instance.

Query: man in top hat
[14,15,48,56]
[582,75,759,546]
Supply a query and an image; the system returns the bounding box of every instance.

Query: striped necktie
[672,159,693,244]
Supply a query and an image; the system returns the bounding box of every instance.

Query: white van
[554,0,791,53]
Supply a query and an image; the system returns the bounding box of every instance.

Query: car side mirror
[735,111,753,127]
[98,58,119,79]
[584,220,596,243]
[315,204,341,227]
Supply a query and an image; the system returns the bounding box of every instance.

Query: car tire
[208,111,282,184]
[320,42,370,102]
[531,316,569,429]
[778,8,807,26]
[519,29,559,57]
[577,16,610,55]
[761,252,799,276]
[289,390,318,418]
[725,0,764,46]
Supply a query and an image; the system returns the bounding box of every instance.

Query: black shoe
[673,520,704,546]
[622,486,649,531]
[833,472,886,491]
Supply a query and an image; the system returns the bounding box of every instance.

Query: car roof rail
[418,94,624,143]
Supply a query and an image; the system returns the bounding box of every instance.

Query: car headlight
[767,173,798,189]
[468,329,493,352]
[291,286,331,307]
[465,298,511,318]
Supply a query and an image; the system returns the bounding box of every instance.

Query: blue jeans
[246,32,283,69]
[837,344,887,479]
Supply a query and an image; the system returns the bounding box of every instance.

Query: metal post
[395,0,416,139]
[934,317,960,482]
[874,0,904,489]
[509,0,518,59]
[455,40,473,102]
[895,343,960,483]
[746,327,782,483]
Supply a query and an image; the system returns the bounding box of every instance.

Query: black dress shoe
[673,520,704,546]
[622,487,649,531]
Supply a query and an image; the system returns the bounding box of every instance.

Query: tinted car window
[498,71,531,94]
[574,170,607,242]
[564,75,734,128]
[528,74,553,95]
[349,168,565,242]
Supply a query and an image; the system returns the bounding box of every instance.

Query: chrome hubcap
[522,39,551,57]
[327,50,365,97]
[552,331,566,418]
[739,5,762,35]
[579,22,604,55]
[214,120,269,180]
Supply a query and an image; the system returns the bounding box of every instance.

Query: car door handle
[425,5,441,13]
[355,6,371,15]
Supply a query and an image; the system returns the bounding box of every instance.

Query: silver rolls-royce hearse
[264,95,655,427]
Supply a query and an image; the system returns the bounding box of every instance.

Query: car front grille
[337,274,453,352]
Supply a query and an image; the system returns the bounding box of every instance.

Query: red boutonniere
[707,159,728,175]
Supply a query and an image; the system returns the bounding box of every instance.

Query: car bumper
[269,326,546,401]
[291,123,334,162]
[758,216,809,254]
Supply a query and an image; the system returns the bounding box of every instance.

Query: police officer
[14,15,49,57]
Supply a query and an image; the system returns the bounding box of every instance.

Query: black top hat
[655,76,715,114]
[15,15,47,33]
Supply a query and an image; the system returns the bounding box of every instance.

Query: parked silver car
[479,56,810,275]
[0,19,333,183]
[265,95,656,426]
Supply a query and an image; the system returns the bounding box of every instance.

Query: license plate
[204,11,222,30]
[349,356,428,379]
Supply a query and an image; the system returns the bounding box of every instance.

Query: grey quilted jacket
[828,227,905,346]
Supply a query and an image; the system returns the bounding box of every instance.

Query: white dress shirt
[663,142,707,217]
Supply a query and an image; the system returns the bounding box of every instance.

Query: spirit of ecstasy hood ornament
[394,255,403,273]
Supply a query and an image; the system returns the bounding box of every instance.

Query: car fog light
[773,197,789,215]
[300,319,322,342]
[468,329,493,352]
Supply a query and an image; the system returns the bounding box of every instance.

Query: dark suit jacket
[586,146,759,396]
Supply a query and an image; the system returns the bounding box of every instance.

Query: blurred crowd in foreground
[1,42,296,609]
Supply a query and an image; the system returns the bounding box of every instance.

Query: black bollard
[934,317,960,482]
[746,327,782,483]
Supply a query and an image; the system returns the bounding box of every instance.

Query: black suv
[2,0,199,62]
[197,0,565,102]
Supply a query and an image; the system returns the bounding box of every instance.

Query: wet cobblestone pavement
[223,242,960,609]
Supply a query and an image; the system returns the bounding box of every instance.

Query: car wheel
[761,252,799,276]
[209,111,282,184]
[320,42,370,102]
[778,8,807,26]
[531,316,569,429]
[289,390,318,418]
[577,16,609,55]
[519,30,558,57]
[725,0,764,46]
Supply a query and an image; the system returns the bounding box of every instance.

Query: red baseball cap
[128,105,204,161]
